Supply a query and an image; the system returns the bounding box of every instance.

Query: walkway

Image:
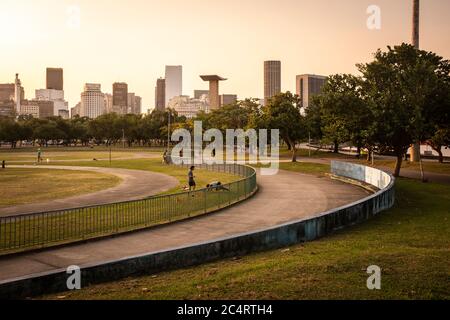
[0,169,369,282]
[0,165,179,216]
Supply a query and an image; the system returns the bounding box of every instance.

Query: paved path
[0,169,369,282]
[0,165,179,216]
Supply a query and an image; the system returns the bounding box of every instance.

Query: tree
[359,43,450,177]
[253,92,307,162]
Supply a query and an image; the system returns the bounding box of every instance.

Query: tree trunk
[438,149,444,163]
[292,147,298,163]
[333,141,339,154]
[394,154,403,177]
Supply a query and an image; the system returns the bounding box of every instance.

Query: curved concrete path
[0,169,369,282]
[0,165,179,216]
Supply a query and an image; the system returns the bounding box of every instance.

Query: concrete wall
[0,162,395,299]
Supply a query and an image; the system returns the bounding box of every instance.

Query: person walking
[37,148,42,163]
[188,166,196,192]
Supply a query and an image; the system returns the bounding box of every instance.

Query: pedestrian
[37,148,42,163]
[188,166,196,192]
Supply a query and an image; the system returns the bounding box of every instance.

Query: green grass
[0,168,121,208]
[41,177,450,300]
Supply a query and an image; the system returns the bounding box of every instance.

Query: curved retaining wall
[0,161,395,299]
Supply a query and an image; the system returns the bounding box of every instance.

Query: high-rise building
[104,93,113,114]
[20,100,54,119]
[71,102,81,118]
[167,95,208,119]
[113,82,128,114]
[0,84,16,102]
[165,66,182,107]
[0,101,15,117]
[35,88,69,116]
[296,74,327,109]
[220,94,237,106]
[134,96,142,114]
[264,60,281,105]
[80,83,105,119]
[127,92,136,114]
[155,78,166,111]
[194,90,209,100]
[200,75,227,110]
[46,68,64,90]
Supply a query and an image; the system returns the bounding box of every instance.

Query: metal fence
[0,163,257,255]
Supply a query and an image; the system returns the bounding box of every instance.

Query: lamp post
[410,0,421,163]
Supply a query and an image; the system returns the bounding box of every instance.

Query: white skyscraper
[165,65,182,107]
[80,83,105,119]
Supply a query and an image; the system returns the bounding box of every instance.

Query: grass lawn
[41,166,450,300]
[0,151,149,162]
[0,168,121,208]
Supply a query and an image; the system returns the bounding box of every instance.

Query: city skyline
[1,0,450,110]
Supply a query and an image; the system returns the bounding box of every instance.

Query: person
[37,148,42,163]
[207,181,229,192]
[163,150,168,164]
[188,166,196,192]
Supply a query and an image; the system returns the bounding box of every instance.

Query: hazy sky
[1,0,450,110]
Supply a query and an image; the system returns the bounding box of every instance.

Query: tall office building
[127,93,142,114]
[113,82,128,114]
[46,68,64,90]
[0,74,24,117]
[104,93,113,114]
[165,66,182,107]
[35,89,69,116]
[20,100,54,119]
[296,74,327,109]
[155,78,166,111]
[264,61,281,105]
[80,83,105,119]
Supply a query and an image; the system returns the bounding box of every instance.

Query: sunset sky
[1,0,450,110]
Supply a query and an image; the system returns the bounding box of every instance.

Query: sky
[1,0,450,111]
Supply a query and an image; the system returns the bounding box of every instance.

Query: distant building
[58,109,70,119]
[35,88,68,116]
[20,100,54,119]
[134,95,142,114]
[296,74,327,109]
[167,95,208,119]
[46,68,64,91]
[80,84,105,119]
[0,100,15,117]
[264,60,281,105]
[71,102,81,118]
[155,78,166,111]
[200,75,227,110]
[104,93,113,114]
[165,66,182,107]
[113,82,128,114]
[194,90,209,100]
[220,94,237,106]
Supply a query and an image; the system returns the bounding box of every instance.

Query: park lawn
[41,176,450,300]
[25,158,241,193]
[0,151,144,162]
[0,168,121,208]
[369,159,450,175]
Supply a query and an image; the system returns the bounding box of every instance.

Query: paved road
[0,165,179,216]
[0,169,369,282]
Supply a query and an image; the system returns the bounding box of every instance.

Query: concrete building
[71,102,81,118]
[0,84,16,102]
[113,82,128,114]
[220,94,237,106]
[104,93,113,114]
[126,93,142,115]
[20,100,54,119]
[134,95,142,114]
[155,78,166,111]
[80,83,105,119]
[46,68,63,91]
[167,95,208,119]
[194,90,209,100]
[264,60,281,105]
[296,74,327,109]
[0,101,15,117]
[35,88,69,116]
[165,66,182,107]
[200,75,227,110]
[58,109,70,119]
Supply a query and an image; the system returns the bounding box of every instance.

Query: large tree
[359,43,450,177]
